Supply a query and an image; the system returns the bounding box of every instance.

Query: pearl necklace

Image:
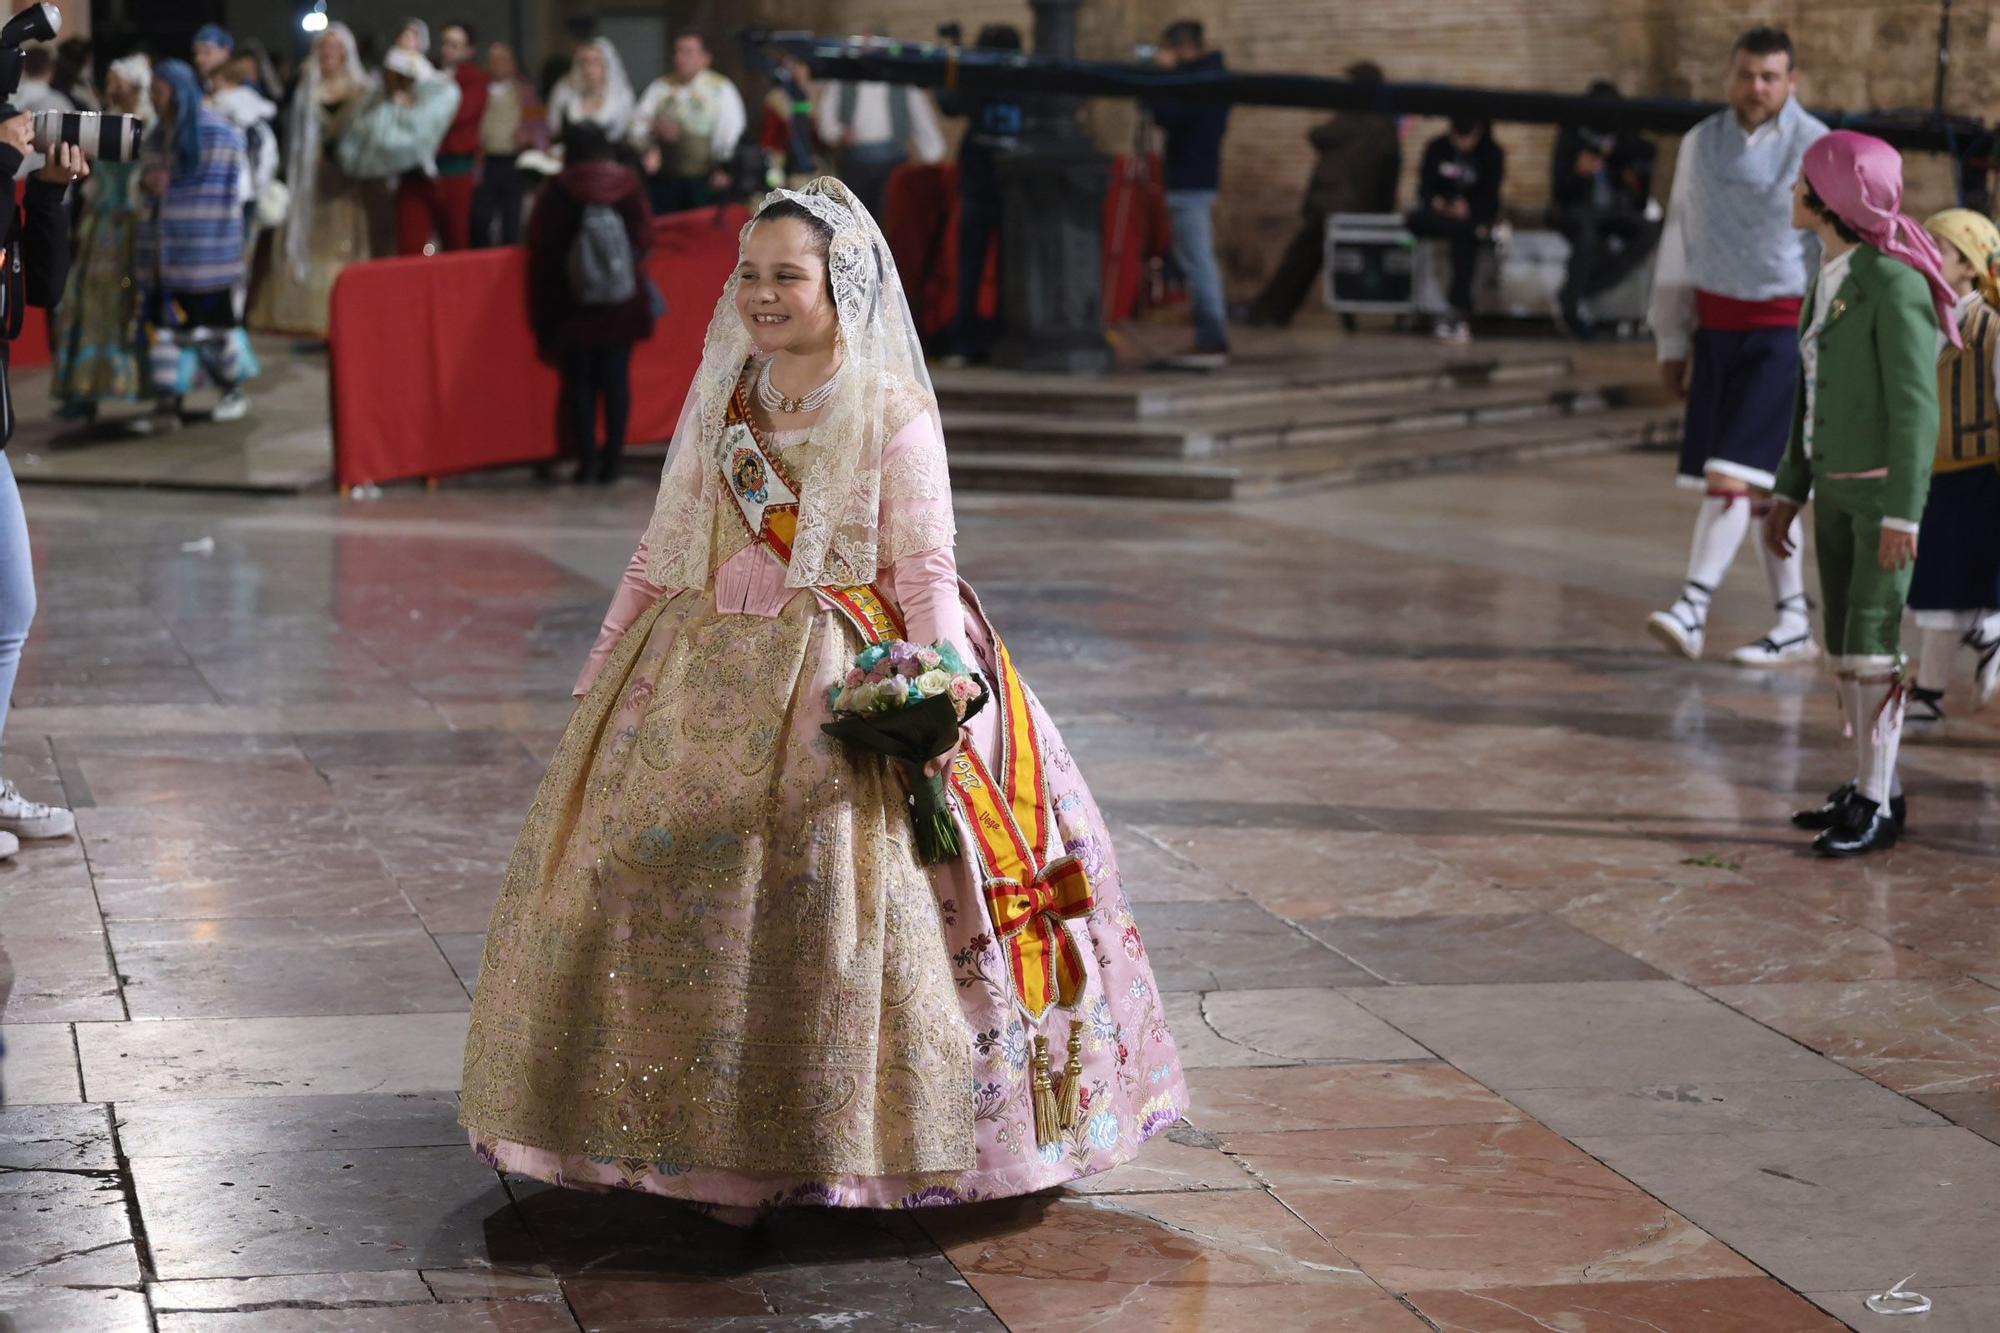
[757,357,841,415]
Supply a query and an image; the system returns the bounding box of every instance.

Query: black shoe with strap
[1812,794,1902,857]
[1792,782,1907,831]
[1907,686,1946,724]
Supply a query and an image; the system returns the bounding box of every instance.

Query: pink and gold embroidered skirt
[459,583,1186,1209]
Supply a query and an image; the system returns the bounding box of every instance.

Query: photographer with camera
[0,98,89,855]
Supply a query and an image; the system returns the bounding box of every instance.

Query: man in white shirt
[630,32,746,215]
[1644,27,1828,668]
[814,33,946,222]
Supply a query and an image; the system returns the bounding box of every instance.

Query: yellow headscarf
[1924,207,2000,306]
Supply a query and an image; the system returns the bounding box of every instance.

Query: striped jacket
[137,110,247,294]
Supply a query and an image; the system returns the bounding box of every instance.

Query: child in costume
[1905,208,2000,724]
[1767,131,1955,856]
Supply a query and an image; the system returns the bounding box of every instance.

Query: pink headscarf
[1801,130,1961,347]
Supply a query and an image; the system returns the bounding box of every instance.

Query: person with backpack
[528,122,654,484]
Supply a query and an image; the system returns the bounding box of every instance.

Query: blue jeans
[0,454,36,749]
[1166,189,1229,352]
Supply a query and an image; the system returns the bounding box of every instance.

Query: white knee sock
[1685,493,1752,593]
[1972,610,2000,650]
[1915,626,1962,694]
[1751,503,1812,641]
[1854,677,1906,806]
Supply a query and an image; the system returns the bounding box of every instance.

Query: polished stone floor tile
[1228,1120,1759,1290]
[81,805,411,921]
[1556,881,1955,985]
[1184,827,1524,919]
[1200,986,1433,1063]
[1405,1277,1846,1331]
[0,925,122,1022]
[132,1145,524,1280]
[1352,981,1855,1091]
[75,749,338,809]
[1064,1123,1261,1194]
[1916,1091,2000,1147]
[0,1102,114,1169]
[156,1300,581,1331]
[1187,1062,1522,1134]
[1300,912,1664,984]
[78,1012,471,1102]
[1137,901,1380,990]
[117,1092,466,1158]
[0,1161,140,1285]
[435,933,485,996]
[1509,1077,1945,1139]
[924,1190,1425,1332]
[1575,1126,2000,1291]
[148,1270,575,1331]
[1707,979,2000,1096]
[0,1284,153,1332]
[0,1022,81,1103]
[109,916,470,1019]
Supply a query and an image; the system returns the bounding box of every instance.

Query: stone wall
[543,0,1987,298]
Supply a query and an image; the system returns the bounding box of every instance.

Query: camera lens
[31,109,143,163]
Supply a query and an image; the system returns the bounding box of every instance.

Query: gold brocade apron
[458,397,976,1178]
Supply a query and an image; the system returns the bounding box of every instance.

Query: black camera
[0,4,142,162]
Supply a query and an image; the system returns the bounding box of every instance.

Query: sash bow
[984,855,1094,1019]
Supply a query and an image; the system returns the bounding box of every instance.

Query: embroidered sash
[718,380,1092,1021]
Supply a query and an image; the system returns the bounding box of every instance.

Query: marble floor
[0,451,1995,1331]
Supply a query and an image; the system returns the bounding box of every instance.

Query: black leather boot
[1813,794,1902,857]
[1793,783,1905,831]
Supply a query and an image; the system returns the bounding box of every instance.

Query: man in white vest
[630,32,746,216]
[815,28,946,222]
[1646,27,1828,667]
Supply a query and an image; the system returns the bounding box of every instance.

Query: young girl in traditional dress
[1767,132,1954,855]
[51,56,150,421]
[460,179,1187,1223]
[1905,208,2000,723]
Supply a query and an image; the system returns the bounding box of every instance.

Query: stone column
[991,0,1114,374]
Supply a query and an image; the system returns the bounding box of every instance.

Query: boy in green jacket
[1764,132,1957,856]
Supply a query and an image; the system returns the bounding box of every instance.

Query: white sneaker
[0,829,19,859]
[1728,631,1821,667]
[211,391,250,423]
[1646,606,1705,659]
[1973,632,2000,711]
[0,780,76,840]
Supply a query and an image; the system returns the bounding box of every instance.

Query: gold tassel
[1055,1023,1084,1130]
[1030,1034,1061,1147]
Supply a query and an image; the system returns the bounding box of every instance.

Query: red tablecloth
[13,307,49,369]
[328,205,748,490]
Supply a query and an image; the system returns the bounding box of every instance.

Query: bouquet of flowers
[824,640,987,863]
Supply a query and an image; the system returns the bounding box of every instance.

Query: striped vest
[1937,298,2000,472]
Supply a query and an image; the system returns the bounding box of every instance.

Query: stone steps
[931,349,1575,421]
[941,378,1624,459]
[946,404,1683,501]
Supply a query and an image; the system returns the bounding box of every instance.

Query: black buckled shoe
[1812,795,1902,857]
[1793,783,1905,832]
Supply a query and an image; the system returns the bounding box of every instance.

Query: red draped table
[328,205,748,491]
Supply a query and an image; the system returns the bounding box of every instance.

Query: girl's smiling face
[734,216,837,356]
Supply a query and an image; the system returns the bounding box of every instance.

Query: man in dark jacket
[938,24,1024,366]
[1550,81,1659,339]
[527,123,654,484]
[1143,20,1231,368]
[1249,60,1401,328]
[1405,117,1505,342]
[0,113,81,442]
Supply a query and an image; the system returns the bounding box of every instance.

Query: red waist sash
[1697,288,1804,332]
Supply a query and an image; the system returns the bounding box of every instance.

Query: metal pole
[1936,0,1953,117]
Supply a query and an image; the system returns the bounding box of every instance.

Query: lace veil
[640,178,943,590]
